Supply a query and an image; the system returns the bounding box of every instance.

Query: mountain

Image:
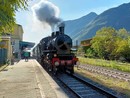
[65,2,130,44]
[64,12,97,41]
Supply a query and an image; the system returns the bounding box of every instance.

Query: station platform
[0,59,69,98]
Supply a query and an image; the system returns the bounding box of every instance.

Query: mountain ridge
[64,12,98,38]
[65,2,130,44]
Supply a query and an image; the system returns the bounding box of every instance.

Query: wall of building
[0,36,12,61]
[11,24,24,59]
[0,24,24,62]
[12,24,24,41]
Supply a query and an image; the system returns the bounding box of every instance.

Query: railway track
[78,64,130,82]
[57,73,118,98]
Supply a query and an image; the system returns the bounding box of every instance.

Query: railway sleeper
[80,92,107,98]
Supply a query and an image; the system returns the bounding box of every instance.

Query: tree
[91,27,117,59]
[85,47,96,58]
[91,27,130,61]
[0,0,29,33]
[117,28,128,39]
[113,29,130,61]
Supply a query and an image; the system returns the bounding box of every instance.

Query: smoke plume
[32,0,61,30]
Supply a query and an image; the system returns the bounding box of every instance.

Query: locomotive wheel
[48,66,52,72]
[70,67,74,74]
[64,66,67,73]
[53,66,58,75]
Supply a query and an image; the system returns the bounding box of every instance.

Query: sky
[16,0,130,44]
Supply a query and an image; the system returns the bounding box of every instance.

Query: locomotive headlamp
[54,54,57,57]
[54,61,59,66]
[76,61,80,65]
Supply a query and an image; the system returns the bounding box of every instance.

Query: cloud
[32,0,61,30]
[23,11,51,44]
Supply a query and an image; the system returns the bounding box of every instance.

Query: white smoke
[32,0,61,30]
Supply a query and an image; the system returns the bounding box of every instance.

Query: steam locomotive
[33,25,78,74]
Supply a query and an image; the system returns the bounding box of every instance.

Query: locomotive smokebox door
[55,35,72,54]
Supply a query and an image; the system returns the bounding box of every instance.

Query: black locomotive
[33,25,78,74]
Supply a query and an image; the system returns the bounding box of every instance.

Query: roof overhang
[20,41,35,50]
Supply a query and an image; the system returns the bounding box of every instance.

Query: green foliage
[0,0,29,33]
[0,33,1,41]
[91,27,116,59]
[77,46,85,56]
[90,27,130,61]
[79,57,130,72]
[85,47,96,58]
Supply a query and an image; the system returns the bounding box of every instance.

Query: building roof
[80,38,92,46]
[19,41,35,50]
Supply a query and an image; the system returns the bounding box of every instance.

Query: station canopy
[19,41,35,50]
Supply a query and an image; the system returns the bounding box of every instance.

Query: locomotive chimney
[59,26,64,34]
[59,22,65,34]
[52,32,55,37]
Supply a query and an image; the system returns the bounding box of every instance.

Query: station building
[0,24,35,64]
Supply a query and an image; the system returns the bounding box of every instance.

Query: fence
[0,48,7,65]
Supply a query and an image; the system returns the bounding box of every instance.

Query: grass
[74,67,130,97]
[78,57,130,72]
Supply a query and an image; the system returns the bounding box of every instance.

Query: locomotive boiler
[33,25,78,74]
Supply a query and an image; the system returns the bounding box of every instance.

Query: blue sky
[16,0,130,44]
